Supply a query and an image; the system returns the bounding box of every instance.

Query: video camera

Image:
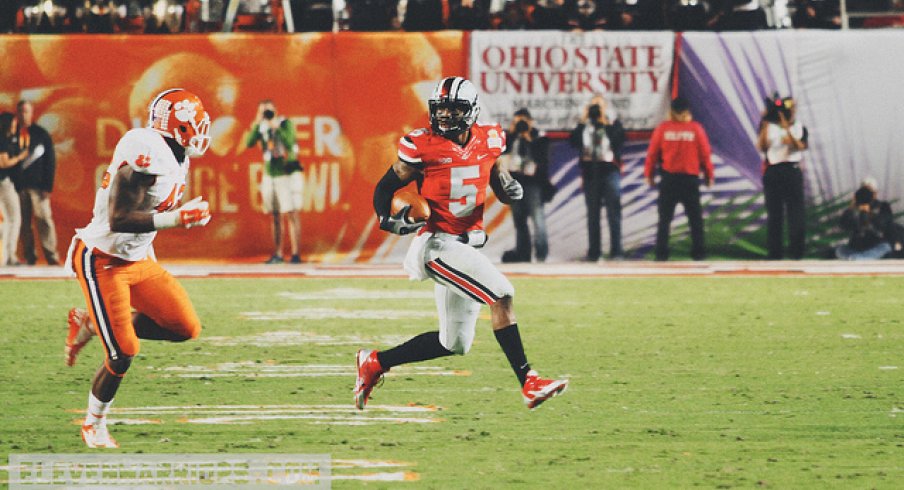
[763,92,794,124]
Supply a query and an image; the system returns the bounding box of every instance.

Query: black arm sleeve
[373,167,406,218]
[489,169,512,205]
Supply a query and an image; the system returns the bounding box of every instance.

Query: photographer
[569,95,626,261]
[500,108,553,263]
[757,94,808,260]
[244,100,303,264]
[835,179,901,260]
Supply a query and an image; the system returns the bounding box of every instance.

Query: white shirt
[765,121,806,165]
[76,128,189,261]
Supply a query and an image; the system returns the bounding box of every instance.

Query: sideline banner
[0,32,465,262]
[679,31,904,204]
[469,31,675,130]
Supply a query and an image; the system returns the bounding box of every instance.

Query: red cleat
[66,308,95,367]
[354,349,386,410]
[522,370,568,410]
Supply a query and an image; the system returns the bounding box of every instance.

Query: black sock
[494,323,531,386]
[377,331,454,370]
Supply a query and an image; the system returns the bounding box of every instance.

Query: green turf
[1,276,902,488]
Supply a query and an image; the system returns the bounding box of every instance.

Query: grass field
[1,274,902,488]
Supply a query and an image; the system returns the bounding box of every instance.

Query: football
[391,188,431,223]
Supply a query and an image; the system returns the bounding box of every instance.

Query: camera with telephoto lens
[763,92,793,124]
[514,120,530,134]
[263,109,276,120]
[587,104,604,126]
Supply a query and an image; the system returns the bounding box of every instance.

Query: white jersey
[75,128,189,261]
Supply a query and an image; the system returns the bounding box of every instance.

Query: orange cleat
[354,349,386,410]
[66,308,95,367]
[522,370,568,410]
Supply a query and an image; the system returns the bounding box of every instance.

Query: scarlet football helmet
[429,77,480,138]
[147,88,211,157]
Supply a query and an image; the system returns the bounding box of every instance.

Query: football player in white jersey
[63,88,213,448]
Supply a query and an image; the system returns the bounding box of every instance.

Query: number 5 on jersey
[449,165,479,218]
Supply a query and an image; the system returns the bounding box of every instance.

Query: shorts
[261,171,303,213]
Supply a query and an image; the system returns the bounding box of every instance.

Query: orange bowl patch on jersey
[392,189,431,223]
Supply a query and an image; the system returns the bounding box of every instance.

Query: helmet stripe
[441,77,456,99]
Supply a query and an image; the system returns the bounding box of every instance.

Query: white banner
[469,31,675,131]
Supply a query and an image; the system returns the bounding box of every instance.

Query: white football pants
[422,234,515,355]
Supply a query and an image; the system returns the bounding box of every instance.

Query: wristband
[153,211,180,230]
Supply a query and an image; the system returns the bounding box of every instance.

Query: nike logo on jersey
[477,154,489,160]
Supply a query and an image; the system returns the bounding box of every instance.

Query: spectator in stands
[709,0,768,30]
[0,0,20,32]
[346,0,399,30]
[643,97,714,261]
[402,0,446,30]
[757,94,808,260]
[621,0,665,29]
[791,0,841,29]
[567,0,610,30]
[0,112,26,266]
[666,0,711,30]
[501,108,554,263]
[497,0,533,29]
[533,0,571,29]
[570,94,626,261]
[290,0,335,31]
[835,178,901,260]
[244,100,304,264]
[16,100,60,266]
[448,0,493,29]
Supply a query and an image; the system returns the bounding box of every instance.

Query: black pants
[580,162,622,259]
[656,172,705,261]
[763,163,805,259]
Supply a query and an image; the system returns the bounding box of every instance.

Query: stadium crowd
[9,0,903,34]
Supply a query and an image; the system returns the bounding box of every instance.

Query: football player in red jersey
[355,77,568,410]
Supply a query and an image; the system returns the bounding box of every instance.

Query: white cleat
[81,424,119,449]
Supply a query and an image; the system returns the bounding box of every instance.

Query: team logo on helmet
[148,88,211,157]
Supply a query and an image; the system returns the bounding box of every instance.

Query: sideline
[3,260,904,279]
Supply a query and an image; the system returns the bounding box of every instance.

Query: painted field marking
[203,331,411,347]
[156,361,470,379]
[841,333,862,339]
[242,308,435,321]
[68,404,442,426]
[879,366,898,370]
[279,288,433,300]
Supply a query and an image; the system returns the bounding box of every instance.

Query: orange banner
[0,32,466,262]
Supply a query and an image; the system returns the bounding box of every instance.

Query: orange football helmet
[147,88,211,157]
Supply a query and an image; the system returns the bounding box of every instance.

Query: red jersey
[644,120,714,180]
[397,123,506,235]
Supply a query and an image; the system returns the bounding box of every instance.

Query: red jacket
[644,120,714,180]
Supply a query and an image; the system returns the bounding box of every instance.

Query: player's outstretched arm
[374,159,425,235]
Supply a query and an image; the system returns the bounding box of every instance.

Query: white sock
[85,392,113,427]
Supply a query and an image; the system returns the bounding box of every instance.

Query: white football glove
[153,196,212,230]
[379,205,426,236]
[500,172,524,201]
